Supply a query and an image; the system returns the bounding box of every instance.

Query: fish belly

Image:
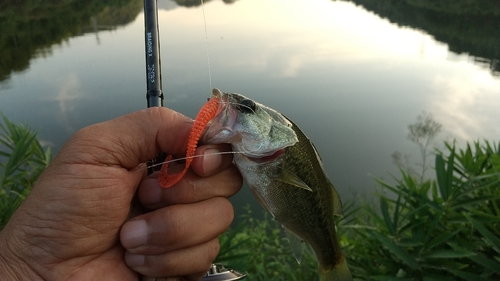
[235,153,341,270]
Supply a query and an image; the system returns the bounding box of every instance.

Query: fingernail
[203,148,222,172]
[125,253,145,267]
[120,219,148,249]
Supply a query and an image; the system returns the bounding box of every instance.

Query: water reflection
[2,0,499,84]
[0,0,499,207]
[0,0,143,83]
[344,0,500,76]
[430,72,500,141]
[0,0,249,84]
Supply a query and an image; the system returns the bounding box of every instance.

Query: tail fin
[319,256,352,281]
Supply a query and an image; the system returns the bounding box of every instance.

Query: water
[1,0,500,217]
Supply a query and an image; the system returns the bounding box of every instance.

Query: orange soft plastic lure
[158,97,220,188]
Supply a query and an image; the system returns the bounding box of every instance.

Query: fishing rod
[144,0,163,108]
[142,1,245,280]
[144,0,164,176]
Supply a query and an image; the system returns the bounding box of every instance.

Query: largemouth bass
[202,89,352,281]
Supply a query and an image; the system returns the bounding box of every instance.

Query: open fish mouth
[245,148,285,163]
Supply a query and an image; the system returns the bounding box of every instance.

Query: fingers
[120,197,233,277]
[57,107,193,169]
[121,198,233,254]
[124,143,242,278]
[138,144,242,209]
[126,239,219,279]
[189,144,234,177]
[139,165,242,208]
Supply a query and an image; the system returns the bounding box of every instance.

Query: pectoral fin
[283,226,305,264]
[275,168,313,192]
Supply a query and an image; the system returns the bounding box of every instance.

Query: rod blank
[144,0,163,108]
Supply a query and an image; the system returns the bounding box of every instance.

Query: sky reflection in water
[1,0,499,208]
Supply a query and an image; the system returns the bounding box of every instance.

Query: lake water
[1,0,500,216]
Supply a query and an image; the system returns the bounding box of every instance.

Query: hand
[0,107,242,281]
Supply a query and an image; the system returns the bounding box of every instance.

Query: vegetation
[403,0,500,15]
[0,114,51,230]
[1,113,499,280]
[393,111,442,185]
[216,206,320,281]
[174,0,213,7]
[344,140,500,280]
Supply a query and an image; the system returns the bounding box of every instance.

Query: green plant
[0,114,51,230]
[343,141,500,280]
[392,111,442,185]
[216,206,319,281]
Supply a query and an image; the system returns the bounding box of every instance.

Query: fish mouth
[245,148,285,163]
[202,89,297,162]
[201,91,237,144]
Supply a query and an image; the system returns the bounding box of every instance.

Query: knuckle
[161,206,185,240]
[205,238,220,262]
[218,198,234,225]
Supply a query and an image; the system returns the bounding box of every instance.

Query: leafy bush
[0,114,51,230]
[343,141,500,280]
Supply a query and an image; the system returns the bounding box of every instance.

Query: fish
[201,88,352,281]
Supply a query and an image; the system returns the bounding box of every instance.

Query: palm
[19,162,143,281]
[69,245,137,281]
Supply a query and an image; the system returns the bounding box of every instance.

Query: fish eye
[237,99,257,113]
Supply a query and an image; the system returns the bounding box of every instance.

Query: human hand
[0,107,242,281]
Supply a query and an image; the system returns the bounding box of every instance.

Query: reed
[0,114,51,230]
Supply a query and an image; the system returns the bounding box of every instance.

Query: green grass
[0,114,51,230]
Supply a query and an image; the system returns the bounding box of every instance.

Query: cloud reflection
[54,74,84,132]
[431,71,500,142]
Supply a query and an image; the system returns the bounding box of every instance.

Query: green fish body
[203,89,352,281]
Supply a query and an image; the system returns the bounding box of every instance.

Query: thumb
[56,107,193,169]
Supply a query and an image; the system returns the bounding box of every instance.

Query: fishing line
[201,0,213,91]
[147,151,242,169]
[222,100,258,114]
